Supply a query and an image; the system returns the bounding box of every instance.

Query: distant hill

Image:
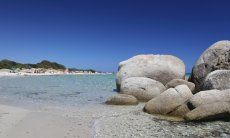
[0,59,66,70]
[36,60,66,69]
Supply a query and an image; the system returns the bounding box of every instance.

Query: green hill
[0,59,66,70]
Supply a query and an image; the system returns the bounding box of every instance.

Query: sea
[0,74,116,108]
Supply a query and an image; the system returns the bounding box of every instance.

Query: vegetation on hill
[0,59,98,73]
[0,59,26,69]
[0,59,66,70]
[36,60,66,69]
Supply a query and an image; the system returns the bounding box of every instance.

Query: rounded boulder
[203,70,230,90]
[187,89,230,109]
[185,102,230,121]
[120,77,166,101]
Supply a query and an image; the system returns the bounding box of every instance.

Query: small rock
[105,94,138,105]
[166,79,195,92]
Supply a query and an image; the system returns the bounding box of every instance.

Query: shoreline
[0,72,113,77]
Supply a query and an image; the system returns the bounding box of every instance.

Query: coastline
[0,72,113,77]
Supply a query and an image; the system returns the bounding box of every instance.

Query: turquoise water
[185,73,191,80]
[0,74,116,107]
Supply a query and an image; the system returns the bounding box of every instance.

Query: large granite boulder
[165,79,195,92]
[144,85,193,115]
[120,77,166,101]
[116,54,185,91]
[185,102,230,121]
[105,94,138,105]
[203,70,230,90]
[187,89,230,109]
[189,40,230,92]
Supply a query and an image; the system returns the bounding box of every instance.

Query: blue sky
[0,0,229,72]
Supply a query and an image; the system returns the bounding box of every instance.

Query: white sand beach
[0,103,229,138]
[0,103,139,138]
[0,104,94,138]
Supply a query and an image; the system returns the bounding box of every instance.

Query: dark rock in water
[116,54,185,91]
[189,40,230,92]
[144,85,193,115]
[120,77,166,101]
[203,70,230,90]
[105,94,138,105]
[185,102,230,121]
[166,79,195,92]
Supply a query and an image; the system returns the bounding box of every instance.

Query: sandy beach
[0,103,229,138]
[0,103,140,138]
[0,104,97,138]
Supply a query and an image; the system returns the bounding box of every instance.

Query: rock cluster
[144,85,193,115]
[106,40,230,122]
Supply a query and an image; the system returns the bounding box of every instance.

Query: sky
[0,0,229,72]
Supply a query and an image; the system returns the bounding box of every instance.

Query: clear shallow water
[0,74,116,107]
[185,73,191,80]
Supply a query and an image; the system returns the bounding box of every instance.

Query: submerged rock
[189,40,230,92]
[120,77,166,101]
[144,85,193,115]
[203,70,230,90]
[166,79,195,92]
[116,54,185,91]
[188,89,230,109]
[105,94,138,105]
[185,102,230,121]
